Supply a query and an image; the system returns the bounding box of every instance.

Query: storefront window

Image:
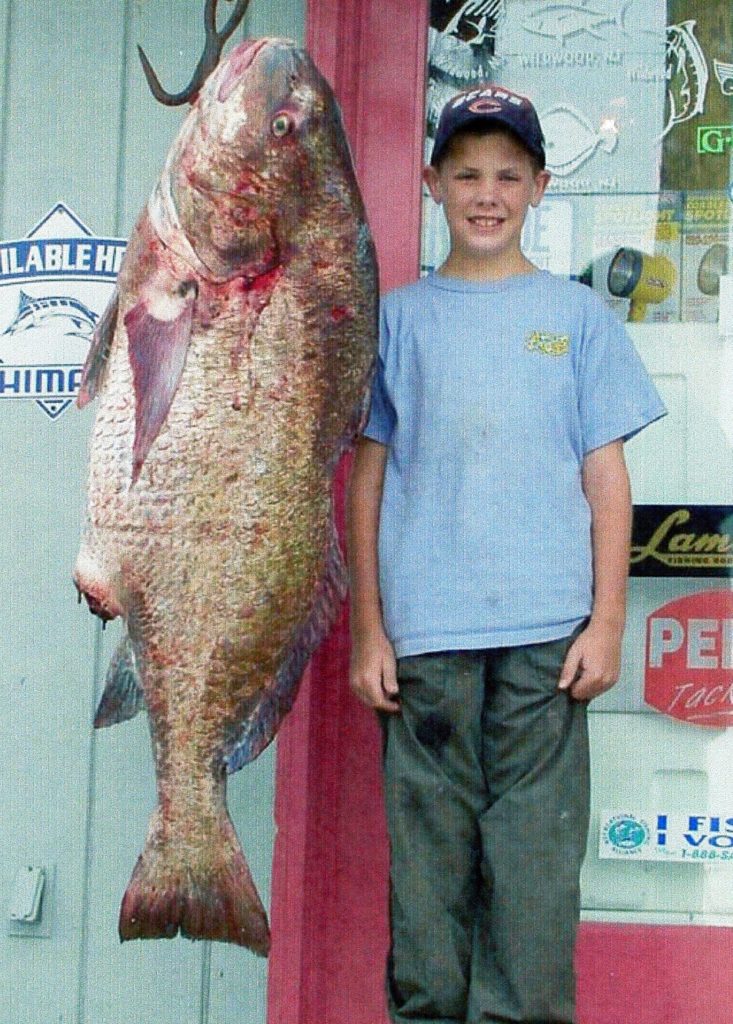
[422,1,733,925]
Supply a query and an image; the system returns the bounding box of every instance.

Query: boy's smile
[424,131,550,280]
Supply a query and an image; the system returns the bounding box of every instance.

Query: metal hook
[137,0,252,106]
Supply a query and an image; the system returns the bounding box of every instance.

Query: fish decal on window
[662,20,709,138]
[521,1,632,46]
[713,59,733,97]
[540,103,618,176]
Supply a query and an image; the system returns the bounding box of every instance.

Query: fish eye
[271,112,294,138]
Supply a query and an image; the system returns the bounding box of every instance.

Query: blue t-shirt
[363,270,667,658]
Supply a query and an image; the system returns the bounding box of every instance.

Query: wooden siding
[0,3,303,1022]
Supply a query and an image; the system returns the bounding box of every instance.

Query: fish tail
[618,0,632,34]
[119,807,270,954]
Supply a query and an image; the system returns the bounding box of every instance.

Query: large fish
[73,36,377,953]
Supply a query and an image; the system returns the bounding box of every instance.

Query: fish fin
[125,281,196,483]
[94,635,146,728]
[77,288,119,408]
[618,0,632,35]
[224,524,348,772]
[119,805,270,954]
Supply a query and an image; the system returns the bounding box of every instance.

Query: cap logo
[451,87,524,110]
[467,98,503,114]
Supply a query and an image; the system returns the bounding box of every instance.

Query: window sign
[0,204,124,420]
[600,810,733,862]
[644,589,733,727]
[495,0,666,195]
[422,1,733,331]
[631,506,733,578]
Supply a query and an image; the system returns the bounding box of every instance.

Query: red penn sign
[645,590,733,727]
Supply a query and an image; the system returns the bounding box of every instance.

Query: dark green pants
[381,632,590,1024]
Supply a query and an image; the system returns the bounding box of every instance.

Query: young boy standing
[347,86,666,1024]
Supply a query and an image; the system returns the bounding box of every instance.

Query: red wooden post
[268,4,428,1023]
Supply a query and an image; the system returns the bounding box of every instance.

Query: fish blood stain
[415,712,453,752]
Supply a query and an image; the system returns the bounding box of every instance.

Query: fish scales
[74,38,377,953]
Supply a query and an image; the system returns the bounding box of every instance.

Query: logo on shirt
[524,330,570,356]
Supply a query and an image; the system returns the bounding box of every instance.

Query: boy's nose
[473,178,500,203]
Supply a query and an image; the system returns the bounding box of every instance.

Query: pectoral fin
[125,280,196,483]
[94,634,146,728]
[77,288,119,408]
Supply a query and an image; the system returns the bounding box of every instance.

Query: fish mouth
[217,38,270,103]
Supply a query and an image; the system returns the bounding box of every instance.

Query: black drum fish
[74,35,377,953]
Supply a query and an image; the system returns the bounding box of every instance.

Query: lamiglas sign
[631,505,733,577]
[645,589,733,727]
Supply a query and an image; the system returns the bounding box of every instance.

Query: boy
[347,86,666,1024]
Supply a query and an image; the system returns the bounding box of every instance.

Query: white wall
[0,2,303,1022]
[581,324,733,923]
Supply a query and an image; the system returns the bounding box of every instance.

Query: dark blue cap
[431,86,545,168]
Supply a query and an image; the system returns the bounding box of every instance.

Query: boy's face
[423,131,550,277]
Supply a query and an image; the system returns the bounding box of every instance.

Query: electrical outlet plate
[10,866,45,922]
[7,864,55,938]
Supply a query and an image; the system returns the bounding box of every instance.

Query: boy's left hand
[558,619,624,701]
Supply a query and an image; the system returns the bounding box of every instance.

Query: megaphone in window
[607,247,676,322]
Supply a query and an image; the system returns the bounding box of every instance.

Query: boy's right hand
[349,629,400,713]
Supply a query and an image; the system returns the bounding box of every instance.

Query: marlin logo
[522,1,631,46]
[2,290,98,340]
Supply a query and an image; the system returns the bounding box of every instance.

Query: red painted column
[576,923,733,1024]
[268,4,428,1023]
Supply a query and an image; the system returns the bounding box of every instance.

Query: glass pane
[421,0,733,924]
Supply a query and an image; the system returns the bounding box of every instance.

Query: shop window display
[422,0,733,933]
[423,0,732,327]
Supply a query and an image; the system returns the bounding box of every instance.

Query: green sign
[697,124,733,154]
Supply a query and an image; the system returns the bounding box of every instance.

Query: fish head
[167,38,356,282]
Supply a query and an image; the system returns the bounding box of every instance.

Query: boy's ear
[531,169,551,207]
[423,164,443,204]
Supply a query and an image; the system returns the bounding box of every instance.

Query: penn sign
[645,589,733,727]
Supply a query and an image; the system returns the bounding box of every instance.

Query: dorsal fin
[77,288,120,408]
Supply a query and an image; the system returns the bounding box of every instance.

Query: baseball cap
[430,86,545,168]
